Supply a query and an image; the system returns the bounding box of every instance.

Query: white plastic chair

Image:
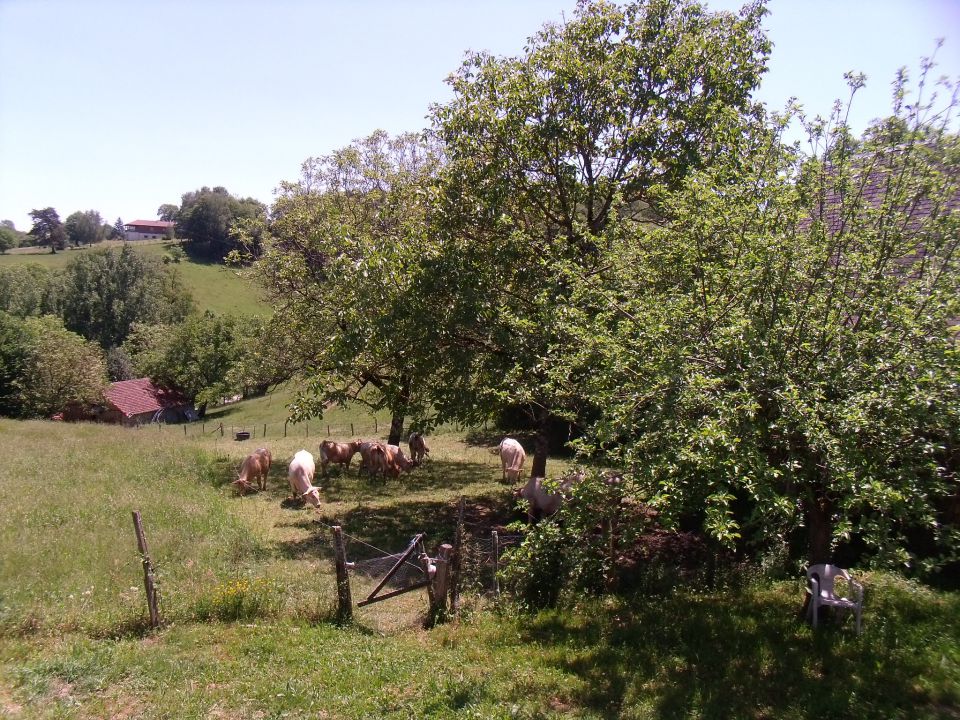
[806,564,863,634]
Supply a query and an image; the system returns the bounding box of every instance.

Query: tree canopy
[421,0,771,475]
[243,130,440,443]
[176,186,266,260]
[64,210,105,247]
[28,207,67,253]
[59,245,194,348]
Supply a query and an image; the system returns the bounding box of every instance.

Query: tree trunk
[387,412,404,446]
[806,492,834,565]
[530,408,550,478]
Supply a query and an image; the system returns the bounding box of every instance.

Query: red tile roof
[105,378,188,417]
[125,220,175,229]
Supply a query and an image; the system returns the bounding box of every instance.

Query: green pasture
[0,411,957,719]
[0,240,268,317]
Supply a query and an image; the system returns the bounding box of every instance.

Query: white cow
[287,450,322,508]
[496,437,526,483]
[518,471,585,522]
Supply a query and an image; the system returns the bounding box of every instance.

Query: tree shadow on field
[514,593,940,719]
[274,492,518,564]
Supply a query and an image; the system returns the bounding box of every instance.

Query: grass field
[0,240,268,317]
[0,400,958,719]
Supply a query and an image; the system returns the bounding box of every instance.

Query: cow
[496,437,526,483]
[386,444,418,477]
[319,439,362,475]
[287,450,322,508]
[408,432,429,464]
[517,470,585,522]
[233,447,272,493]
[360,441,418,480]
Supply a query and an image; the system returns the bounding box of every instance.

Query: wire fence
[138,418,387,442]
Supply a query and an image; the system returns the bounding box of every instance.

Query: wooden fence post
[284,420,288,437]
[306,422,309,437]
[263,423,266,438]
[491,530,500,598]
[327,424,330,437]
[332,526,352,623]
[219,422,224,437]
[374,418,378,434]
[350,423,354,436]
[131,511,160,629]
[427,544,453,626]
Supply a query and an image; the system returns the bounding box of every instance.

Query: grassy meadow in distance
[1,388,958,718]
[0,239,269,317]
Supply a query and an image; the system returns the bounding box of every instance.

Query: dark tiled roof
[105,378,188,417]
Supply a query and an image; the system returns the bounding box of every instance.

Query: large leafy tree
[426,0,770,475]
[28,207,67,253]
[125,312,244,416]
[176,186,266,259]
[0,226,17,254]
[558,69,960,568]
[13,315,108,418]
[59,245,194,348]
[244,130,440,443]
[0,265,61,318]
[64,210,105,247]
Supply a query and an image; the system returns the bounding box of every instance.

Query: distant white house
[124,220,175,241]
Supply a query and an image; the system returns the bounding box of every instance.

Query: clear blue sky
[1,0,957,232]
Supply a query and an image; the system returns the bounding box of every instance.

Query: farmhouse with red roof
[124,220,175,241]
[101,378,193,426]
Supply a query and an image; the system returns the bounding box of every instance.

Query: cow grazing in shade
[287,450,322,508]
[386,444,418,477]
[319,439,362,475]
[359,441,418,480]
[518,470,585,522]
[408,432,429,464]
[233,447,272,493]
[496,437,526,483]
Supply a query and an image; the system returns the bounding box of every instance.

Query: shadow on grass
[274,491,518,564]
[514,591,952,719]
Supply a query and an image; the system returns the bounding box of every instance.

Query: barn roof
[105,378,188,418]
[125,220,175,229]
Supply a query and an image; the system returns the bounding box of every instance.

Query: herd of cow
[232,433,581,522]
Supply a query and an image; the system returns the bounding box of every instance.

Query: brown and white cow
[386,444,418,477]
[496,437,526,483]
[518,470,585,522]
[360,441,418,479]
[319,439,362,475]
[408,432,429,464]
[233,447,272,493]
[287,450,322,508]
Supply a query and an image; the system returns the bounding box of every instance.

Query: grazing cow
[386,444,418,477]
[360,441,418,479]
[319,439,362,475]
[518,471,585,522]
[496,437,526,483]
[408,432,429,464]
[287,450,322,508]
[233,447,272,493]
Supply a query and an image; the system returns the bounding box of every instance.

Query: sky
[1,0,958,232]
